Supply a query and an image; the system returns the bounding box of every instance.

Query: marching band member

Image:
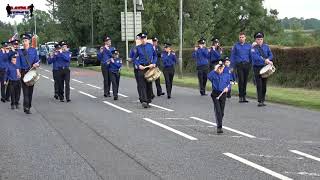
[161,43,176,99]
[230,32,251,103]
[133,32,157,108]
[152,37,164,97]
[5,55,21,109]
[130,35,142,102]
[16,33,40,114]
[0,42,9,103]
[98,36,115,97]
[223,57,236,99]
[47,43,60,100]
[208,61,231,134]
[109,49,122,100]
[56,41,71,102]
[251,32,273,107]
[209,38,222,70]
[192,38,209,96]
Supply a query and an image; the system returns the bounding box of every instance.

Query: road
[0,65,319,180]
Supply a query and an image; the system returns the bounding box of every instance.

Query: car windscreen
[86,48,97,53]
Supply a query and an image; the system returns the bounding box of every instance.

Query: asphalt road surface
[0,65,319,180]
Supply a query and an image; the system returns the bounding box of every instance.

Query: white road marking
[223,153,293,180]
[72,79,84,83]
[86,84,102,89]
[50,79,54,82]
[110,90,128,98]
[149,103,174,112]
[190,117,256,138]
[39,67,43,69]
[78,91,97,99]
[103,101,132,113]
[290,150,320,162]
[165,118,189,120]
[142,118,198,141]
[41,75,49,79]
[44,69,50,72]
[70,87,75,90]
[284,171,320,177]
[239,153,304,160]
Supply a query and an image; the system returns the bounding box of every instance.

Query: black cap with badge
[138,32,147,39]
[103,36,111,42]
[198,38,206,44]
[20,33,31,40]
[254,32,264,39]
[59,41,68,46]
[1,41,9,47]
[164,42,172,48]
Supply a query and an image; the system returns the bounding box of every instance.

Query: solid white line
[103,101,132,113]
[290,150,320,162]
[72,79,84,83]
[143,118,197,141]
[149,103,174,112]
[190,117,256,138]
[224,153,293,180]
[70,87,75,90]
[78,91,97,99]
[86,84,102,89]
[41,75,49,79]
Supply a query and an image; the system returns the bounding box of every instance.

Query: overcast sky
[0,0,319,24]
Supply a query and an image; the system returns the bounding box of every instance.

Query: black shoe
[151,95,155,99]
[54,95,58,100]
[11,105,15,110]
[201,93,207,96]
[60,99,64,102]
[217,128,223,134]
[114,96,118,100]
[157,92,165,96]
[1,98,5,103]
[5,99,10,102]
[66,99,71,102]
[167,95,171,99]
[239,97,243,103]
[24,108,31,114]
[142,102,148,108]
[104,94,111,97]
[243,97,249,103]
[16,104,19,109]
[257,102,264,107]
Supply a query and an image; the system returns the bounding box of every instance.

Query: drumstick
[216,84,230,100]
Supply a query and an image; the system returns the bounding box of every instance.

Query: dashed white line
[78,91,97,99]
[223,153,293,180]
[41,75,49,79]
[86,84,102,89]
[50,79,54,82]
[103,101,132,113]
[290,150,320,162]
[284,171,320,177]
[72,79,84,83]
[149,103,174,112]
[44,69,50,72]
[109,90,128,98]
[142,118,197,141]
[70,87,75,90]
[190,117,256,138]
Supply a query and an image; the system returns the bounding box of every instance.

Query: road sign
[121,12,142,41]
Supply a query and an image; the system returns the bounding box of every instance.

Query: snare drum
[23,68,40,86]
[259,64,276,78]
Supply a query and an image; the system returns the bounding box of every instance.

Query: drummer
[251,32,273,107]
[16,33,40,114]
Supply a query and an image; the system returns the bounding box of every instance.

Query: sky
[0,0,319,24]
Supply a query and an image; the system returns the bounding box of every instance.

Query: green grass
[73,63,320,111]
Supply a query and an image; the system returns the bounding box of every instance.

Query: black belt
[57,66,69,70]
[238,61,250,64]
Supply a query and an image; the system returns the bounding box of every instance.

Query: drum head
[23,70,37,82]
[259,64,270,74]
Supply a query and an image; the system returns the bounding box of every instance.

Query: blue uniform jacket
[209,47,221,64]
[208,69,231,92]
[16,48,40,70]
[0,51,9,69]
[251,44,273,67]
[109,58,122,73]
[101,47,115,67]
[192,48,209,66]
[230,42,251,67]
[133,43,157,66]
[130,46,139,69]
[55,51,71,68]
[6,63,20,81]
[47,56,59,70]
[224,66,236,82]
[161,52,176,68]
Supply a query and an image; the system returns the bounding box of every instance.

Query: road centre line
[190,117,256,138]
[44,69,51,72]
[86,84,102,89]
[72,79,84,83]
[103,101,132,113]
[78,91,97,99]
[290,150,320,162]
[223,153,293,180]
[142,118,197,141]
[40,74,49,79]
[149,103,174,112]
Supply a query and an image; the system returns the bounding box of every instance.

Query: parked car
[69,48,79,61]
[77,46,100,67]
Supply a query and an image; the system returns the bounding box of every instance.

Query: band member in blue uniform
[109,49,122,100]
[0,42,10,102]
[98,36,115,97]
[129,35,142,102]
[208,61,231,134]
[230,32,251,103]
[152,37,164,97]
[209,38,222,70]
[192,38,209,96]
[161,43,177,99]
[56,41,71,102]
[5,55,21,109]
[251,32,273,107]
[47,43,61,99]
[223,57,236,99]
[16,33,40,114]
[132,32,157,108]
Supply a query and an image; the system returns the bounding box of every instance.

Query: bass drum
[144,67,162,82]
[23,68,40,86]
[259,64,276,78]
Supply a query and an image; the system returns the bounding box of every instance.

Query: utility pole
[125,0,129,67]
[133,0,137,37]
[91,0,94,47]
[178,0,183,78]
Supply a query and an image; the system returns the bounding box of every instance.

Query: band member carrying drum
[109,49,122,100]
[230,32,251,103]
[251,32,273,107]
[192,38,209,96]
[133,32,157,108]
[16,33,40,114]
[161,43,177,99]
[56,41,71,102]
[208,61,231,134]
